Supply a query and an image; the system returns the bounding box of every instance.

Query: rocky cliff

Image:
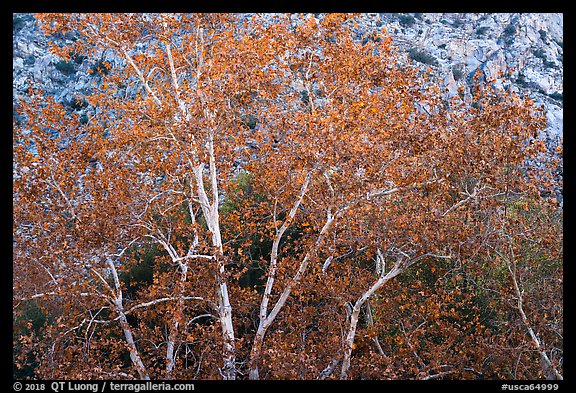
[356,13,563,147]
[13,12,563,147]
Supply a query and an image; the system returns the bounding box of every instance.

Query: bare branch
[121,47,163,107]
[16,291,106,303]
[112,237,141,259]
[165,41,189,120]
[420,370,455,380]
[259,173,311,321]
[44,176,81,223]
[124,296,214,316]
[497,246,563,380]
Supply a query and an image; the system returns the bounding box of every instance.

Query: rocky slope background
[13,12,563,162]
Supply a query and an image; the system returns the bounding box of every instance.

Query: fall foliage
[13,13,562,380]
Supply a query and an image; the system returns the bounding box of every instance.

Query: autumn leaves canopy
[13,13,561,380]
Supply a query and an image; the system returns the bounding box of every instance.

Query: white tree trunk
[117,309,150,380]
[339,249,451,379]
[365,300,387,357]
[249,207,335,380]
[504,251,563,380]
[193,134,237,380]
[106,258,150,380]
[165,263,188,378]
[340,251,403,380]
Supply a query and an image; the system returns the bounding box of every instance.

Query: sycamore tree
[13,13,561,380]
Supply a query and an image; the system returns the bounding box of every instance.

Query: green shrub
[548,92,563,102]
[532,48,547,60]
[553,38,563,48]
[543,60,557,69]
[475,26,490,37]
[23,55,35,66]
[503,23,516,36]
[502,23,516,45]
[538,29,547,42]
[398,14,416,28]
[13,300,50,379]
[13,15,26,32]
[89,59,110,76]
[240,114,258,130]
[408,47,438,66]
[119,244,165,297]
[66,96,88,111]
[73,54,87,65]
[54,59,75,75]
[515,73,530,89]
[452,18,465,28]
[452,64,466,81]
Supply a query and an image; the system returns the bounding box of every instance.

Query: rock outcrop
[13,13,563,147]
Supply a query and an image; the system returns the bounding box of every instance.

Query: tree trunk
[248,331,265,380]
[248,177,311,380]
[340,252,403,379]
[340,303,362,380]
[216,254,237,380]
[117,309,151,380]
[165,264,188,379]
[366,300,386,357]
[248,210,335,380]
[106,258,150,380]
[194,134,237,380]
[506,255,563,380]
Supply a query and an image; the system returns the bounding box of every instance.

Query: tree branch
[259,173,311,321]
[165,40,189,120]
[121,47,163,107]
[496,245,563,380]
